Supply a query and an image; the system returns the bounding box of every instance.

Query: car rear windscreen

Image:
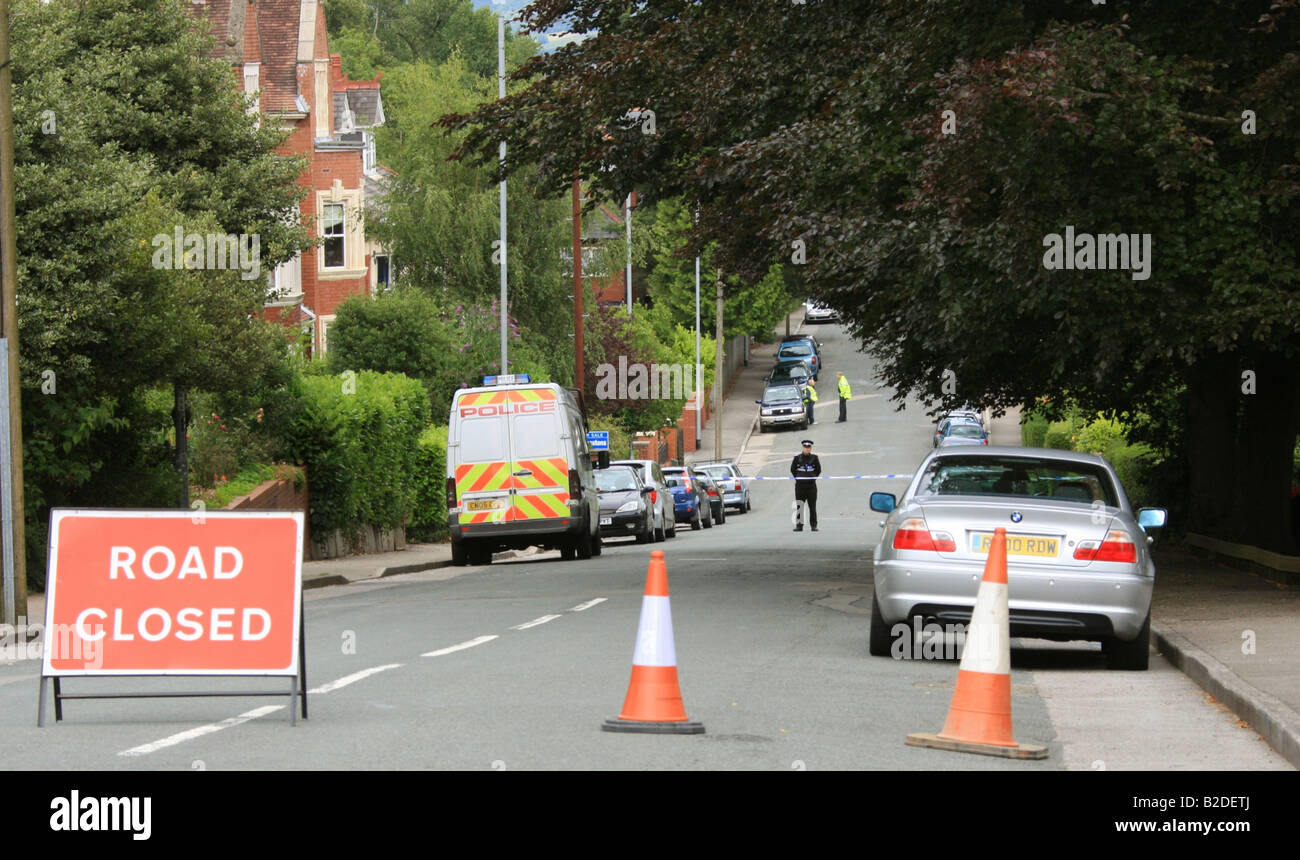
[917,455,1119,506]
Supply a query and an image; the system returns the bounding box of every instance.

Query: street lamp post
[497,11,508,374]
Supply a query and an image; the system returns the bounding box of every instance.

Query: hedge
[285,370,430,534]
[408,425,449,542]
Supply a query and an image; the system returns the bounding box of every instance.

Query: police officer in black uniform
[790,439,822,531]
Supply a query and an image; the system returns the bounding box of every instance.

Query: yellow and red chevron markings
[509,491,570,520]
[510,457,568,490]
[456,388,558,407]
[456,456,571,524]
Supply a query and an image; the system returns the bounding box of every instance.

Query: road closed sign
[43,510,304,676]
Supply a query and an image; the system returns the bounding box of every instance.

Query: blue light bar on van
[482,373,531,386]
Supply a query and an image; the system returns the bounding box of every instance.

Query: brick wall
[224,470,311,561]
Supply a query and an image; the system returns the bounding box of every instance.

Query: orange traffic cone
[905,528,1048,759]
[602,550,704,734]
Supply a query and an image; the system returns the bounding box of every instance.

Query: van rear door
[506,388,571,524]
[453,391,513,525]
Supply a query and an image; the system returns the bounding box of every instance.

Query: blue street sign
[586,431,610,451]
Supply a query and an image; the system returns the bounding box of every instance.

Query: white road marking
[421,635,498,657]
[118,705,284,757]
[568,598,607,612]
[117,662,404,757]
[309,663,403,694]
[510,614,561,630]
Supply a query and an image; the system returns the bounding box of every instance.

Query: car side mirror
[641,486,652,495]
[869,492,896,513]
[755,399,763,404]
[1137,507,1167,530]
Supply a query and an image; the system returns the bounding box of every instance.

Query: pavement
[18,308,1298,768]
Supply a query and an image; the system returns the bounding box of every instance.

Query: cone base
[602,717,705,734]
[905,732,1048,760]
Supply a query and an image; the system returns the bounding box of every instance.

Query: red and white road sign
[43,510,304,676]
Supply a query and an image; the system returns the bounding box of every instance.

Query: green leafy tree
[13,0,312,581]
[366,54,572,384]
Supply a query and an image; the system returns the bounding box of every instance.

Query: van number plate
[467,499,505,512]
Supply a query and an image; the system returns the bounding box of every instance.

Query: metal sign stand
[37,602,308,726]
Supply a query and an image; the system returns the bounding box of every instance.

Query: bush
[1106,442,1158,509]
[1075,416,1127,456]
[1021,412,1050,448]
[284,370,430,534]
[1043,420,1076,450]
[408,425,449,542]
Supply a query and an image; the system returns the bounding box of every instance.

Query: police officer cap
[800,439,814,447]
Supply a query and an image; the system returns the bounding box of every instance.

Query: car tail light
[682,477,692,491]
[892,517,956,552]
[733,480,741,491]
[650,489,658,504]
[1073,529,1137,563]
[568,468,581,499]
[706,485,719,498]
[446,477,457,508]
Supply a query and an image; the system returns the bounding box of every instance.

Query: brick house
[190,0,388,355]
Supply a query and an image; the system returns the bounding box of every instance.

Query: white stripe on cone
[631,595,677,667]
[959,581,1010,675]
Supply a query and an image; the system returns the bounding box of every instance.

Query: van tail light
[650,490,658,504]
[446,477,457,508]
[1073,529,1137,563]
[892,517,956,552]
[568,469,581,499]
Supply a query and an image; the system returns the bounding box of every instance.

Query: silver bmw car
[868,446,1167,670]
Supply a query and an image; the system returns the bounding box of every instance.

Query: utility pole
[572,176,584,396]
[624,191,636,316]
[0,0,27,626]
[694,253,701,447]
[497,12,508,374]
[714,272,723,460]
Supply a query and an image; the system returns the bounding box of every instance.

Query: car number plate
[599,517,612,526]
[466,499,505,512]
[972,532,1059,557]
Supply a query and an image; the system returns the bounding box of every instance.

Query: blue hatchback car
[660,466,714,530]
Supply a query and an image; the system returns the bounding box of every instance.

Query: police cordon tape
[734,474,914,481]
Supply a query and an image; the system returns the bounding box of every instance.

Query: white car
[805,303,839,323]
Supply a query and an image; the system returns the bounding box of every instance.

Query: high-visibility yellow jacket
[838,376,852,399]
[804,383,818,403]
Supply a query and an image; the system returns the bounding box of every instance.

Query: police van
[446,374,602,565]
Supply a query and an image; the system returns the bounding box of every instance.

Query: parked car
[937,405,984,428]
[805,303,839,323]
[696,461,751,513]
[757,383,808,432]
[660,465,713,530]
[935,420,989,447]
[868,447,1168,670]
[595,465,655,543]
[695,472,728,525]
[780,334,822,358]
[610,459,676,540]
[766,360,812,388]
[776,341,819,377]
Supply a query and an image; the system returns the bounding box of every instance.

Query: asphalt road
[0,322,1289,770]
